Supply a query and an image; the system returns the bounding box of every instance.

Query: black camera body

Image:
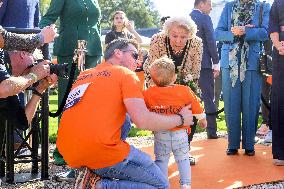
[49,63,69,78]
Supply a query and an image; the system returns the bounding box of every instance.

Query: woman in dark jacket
[268,0,284,166]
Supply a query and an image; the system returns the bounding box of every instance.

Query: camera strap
[49,60,77,117]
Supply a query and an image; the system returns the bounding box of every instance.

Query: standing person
[143,16,202,165]
[0,0,39,28]
[105,10,142,45]
[190,0,219,139]
[269,0,284,166]
[56,39,193,189]
[39,0,103,108]
[39,0,103,176]
[215,0,270,156]
[143,57,207,189]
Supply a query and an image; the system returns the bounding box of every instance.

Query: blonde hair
[163,16,197,39]
[149,57,175,87]
[111,11,128,31]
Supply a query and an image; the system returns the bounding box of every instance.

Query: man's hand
[29,60,50,81]
[213,69,220,78]
[198,118,207,129]
[36,74,58,94]
[179,105,194,126]
[40,24,57,43]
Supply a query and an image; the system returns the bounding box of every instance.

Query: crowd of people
[0,0,284,188]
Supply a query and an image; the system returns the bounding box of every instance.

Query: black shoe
[207,134,218,139]
[244,150,255,156]
[226,149,238,155]
[189,156,196,166]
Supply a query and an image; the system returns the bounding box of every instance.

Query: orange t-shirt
[143,85,205,132]
[57,61,143,169]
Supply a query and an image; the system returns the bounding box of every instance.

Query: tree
[98,0,160,29]
[39,0,160,29]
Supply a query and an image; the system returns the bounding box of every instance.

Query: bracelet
[32,89,43,97]
[28,72,38,82]
[176,113,184,128]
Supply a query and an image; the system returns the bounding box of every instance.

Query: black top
[105,30,134,44]
[0,50,28,130]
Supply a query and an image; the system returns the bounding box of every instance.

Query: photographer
[0,25,56,137]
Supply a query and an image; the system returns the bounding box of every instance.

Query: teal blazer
[39,0,102,57]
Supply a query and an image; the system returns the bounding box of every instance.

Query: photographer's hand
[36,74,58,94]
[30,60,50,81]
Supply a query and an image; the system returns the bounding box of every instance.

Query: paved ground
[0,132,283,189]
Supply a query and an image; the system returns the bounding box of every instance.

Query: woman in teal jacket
[215,0,270,156]
[39,0,102,106]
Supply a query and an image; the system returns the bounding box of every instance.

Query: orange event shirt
[143,85,204,132]
[57,61,143,169]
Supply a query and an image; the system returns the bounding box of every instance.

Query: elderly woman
[215,0,270,156]
[143,16,202,166]
[144,16,202,87]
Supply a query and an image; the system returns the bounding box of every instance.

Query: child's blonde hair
[149,57,175,87]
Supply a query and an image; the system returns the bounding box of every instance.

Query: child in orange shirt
[143,57,207,189]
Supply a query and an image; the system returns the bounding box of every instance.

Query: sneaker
[256,124,269,135]
[189,156,196,166]
[55,169,76,182]
[74,167,100,189]
[264,130,272,143]
[273,159,284,166]
[181,184,191,189]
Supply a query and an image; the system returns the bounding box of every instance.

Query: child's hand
[198,118,207,129]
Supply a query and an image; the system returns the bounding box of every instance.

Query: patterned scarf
[229,0,256,87]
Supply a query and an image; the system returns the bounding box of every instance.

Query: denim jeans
[154,130,191,186]
[121,114,131,141]
[93,145,169,189]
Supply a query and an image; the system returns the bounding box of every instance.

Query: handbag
[259,1,272,75]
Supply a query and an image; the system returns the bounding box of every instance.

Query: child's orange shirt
[143,85,205,132]
[57,61,143,169]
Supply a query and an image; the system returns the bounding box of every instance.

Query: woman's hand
[231,26,245,36]
[125,20,135,32]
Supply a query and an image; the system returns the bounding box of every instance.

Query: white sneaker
[181,184,191,189]
[264,130,272,143]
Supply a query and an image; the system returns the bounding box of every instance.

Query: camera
[49,63,69,78]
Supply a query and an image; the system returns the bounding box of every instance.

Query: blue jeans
[154,130,191,186]
[93,146,169,189]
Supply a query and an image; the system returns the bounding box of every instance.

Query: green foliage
[39,0,51,15]
[98,0,160,29]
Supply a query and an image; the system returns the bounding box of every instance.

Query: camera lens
[50,63,69,78]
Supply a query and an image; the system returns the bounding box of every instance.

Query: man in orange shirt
[56,39,193,189]
[143,57,207,189]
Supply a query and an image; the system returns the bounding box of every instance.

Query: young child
[143,57,207,189]
[105,10,142,45]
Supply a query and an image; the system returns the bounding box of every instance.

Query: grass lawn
[48,94,262,143]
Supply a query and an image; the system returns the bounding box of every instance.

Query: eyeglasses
[121,50,139,61]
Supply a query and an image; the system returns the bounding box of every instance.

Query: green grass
[48,95,262,143]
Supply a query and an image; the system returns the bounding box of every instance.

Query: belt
[280,26,284,31]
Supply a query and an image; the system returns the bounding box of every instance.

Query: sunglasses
[122,50,139,61]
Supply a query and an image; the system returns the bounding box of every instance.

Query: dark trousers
[261,75,271,129]
[199,68,217,136]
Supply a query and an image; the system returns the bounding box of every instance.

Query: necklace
[165,36,191,72]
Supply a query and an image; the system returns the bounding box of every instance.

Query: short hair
[194,0,208,7]
[163,16,197,39]
[149,57,175,87]
[104,38,138,60]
